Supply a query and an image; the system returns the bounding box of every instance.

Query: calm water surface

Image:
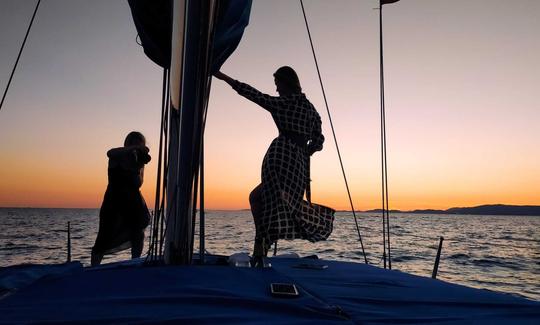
[0,208,538,300]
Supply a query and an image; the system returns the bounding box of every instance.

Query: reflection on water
[0,208,538,300]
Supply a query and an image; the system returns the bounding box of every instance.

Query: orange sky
[0,0,539,210]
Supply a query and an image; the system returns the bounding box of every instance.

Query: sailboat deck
[1,256,538,324]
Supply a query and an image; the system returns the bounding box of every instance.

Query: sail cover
[128,0,252,70]
[210,0,252,72]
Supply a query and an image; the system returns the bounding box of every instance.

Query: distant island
[361,204,540,216]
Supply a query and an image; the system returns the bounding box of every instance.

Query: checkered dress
[232,81,335,248]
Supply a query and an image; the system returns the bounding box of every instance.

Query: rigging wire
[379,4,387,269]
[154,69,169,259]
[189,0,220,264]
[0,0,41,112]
[300,0,368,264]
[198,72,214,265]
[195,2,219,264]
[159,74,170,257]
[146,68,170,264]
[379,4,392,269]
[152,71,170,260]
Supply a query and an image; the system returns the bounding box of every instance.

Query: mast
[125,0,251,265]
[164,0,186,265]
[165,0,217,265]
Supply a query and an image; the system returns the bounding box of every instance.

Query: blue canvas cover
[1,257,538,324]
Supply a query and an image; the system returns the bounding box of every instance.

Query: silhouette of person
[91,131,151,266]
[215,67,335,264]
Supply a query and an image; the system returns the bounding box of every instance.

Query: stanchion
[67,222,71,263]
[432,236,444,279]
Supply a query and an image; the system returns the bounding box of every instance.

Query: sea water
[0,208,538,300]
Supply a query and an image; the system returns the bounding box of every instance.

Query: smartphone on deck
[270,283,299,297]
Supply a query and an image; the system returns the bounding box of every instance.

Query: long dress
[232,81,335,248]
[92,147,151,256]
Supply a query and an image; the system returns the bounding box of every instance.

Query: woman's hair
[124,131,146,147]
[273,66,302,93]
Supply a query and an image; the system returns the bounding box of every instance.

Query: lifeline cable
[300,0,368,264]
[0,0,41,112]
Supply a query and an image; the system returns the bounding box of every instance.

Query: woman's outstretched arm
[214,71,236,87]
[214,71,284,112]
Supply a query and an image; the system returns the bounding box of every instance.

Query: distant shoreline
[347,204,540,217]
[1,204,539,216]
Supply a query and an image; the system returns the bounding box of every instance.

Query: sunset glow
[0,0,538,210]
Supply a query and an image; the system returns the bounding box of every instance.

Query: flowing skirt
[257,136,334,248]
[92,185,150,255]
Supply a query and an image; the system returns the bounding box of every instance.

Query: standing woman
[215,66,335,262]
[91,131,151,266]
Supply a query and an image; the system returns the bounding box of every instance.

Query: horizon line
[1,203,538,211]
